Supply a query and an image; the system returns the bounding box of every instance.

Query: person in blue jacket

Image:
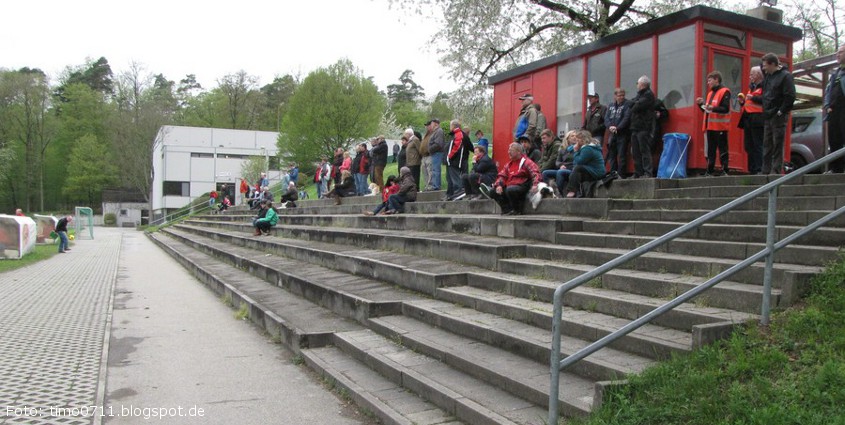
[564,130,606,198]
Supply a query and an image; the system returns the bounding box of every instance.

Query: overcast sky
[1,0,456,96]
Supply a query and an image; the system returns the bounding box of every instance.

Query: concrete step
[495,257,777,314]
[331,328,589,421]
[302,346,463,425]
[606,195,844,212]
[493,259,755,332]
[523,244,821,304]
[560,228,840,266]
[657,172,845,189]
[653,183,845,199]
[605,209,845,227]
[161,227,427,323]
[168,223,698,358]
[580,219,845,248]
[184,219,529,270]
[436,285,692,360]
[147,232,362,350]
[390,299,655,381]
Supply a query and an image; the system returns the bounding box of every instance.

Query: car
[789,109,826,171]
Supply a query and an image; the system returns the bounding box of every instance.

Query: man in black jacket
[370,136,388,191]
[760,52,796,174]
[605,88,632,176]
[630,76,657,178]
[56,215,73,253]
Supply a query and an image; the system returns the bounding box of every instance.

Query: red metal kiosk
[489,6,802,174]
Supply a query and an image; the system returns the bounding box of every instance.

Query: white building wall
[151,125,280,218]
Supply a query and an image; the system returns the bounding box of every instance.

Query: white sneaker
[479,184,493,200]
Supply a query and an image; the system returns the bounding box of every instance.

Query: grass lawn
[0,243,61,273]
[573,254,845,425]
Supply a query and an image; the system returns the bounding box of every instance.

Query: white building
[151,125,280,220]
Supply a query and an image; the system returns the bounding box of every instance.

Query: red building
[489,5,802,174]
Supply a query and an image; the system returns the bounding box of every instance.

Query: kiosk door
[707,51,747,173]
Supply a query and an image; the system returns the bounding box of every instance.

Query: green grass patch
[573,255,845,425]
[0,244,61,274]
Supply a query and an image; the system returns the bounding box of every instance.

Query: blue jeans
[387,193,408,212]
[58,231,69,253]
[429,152,444,190]
[355,173,369,195]
[446,166,463,196]
[542,169,572,191]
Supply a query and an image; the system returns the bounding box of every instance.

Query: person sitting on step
[253,201,278,236]
[565,130,606,198]
[326,170,357,205]
[280,182,298,208]
[460,145,497,200]
[365,175,398,215]
[384,167,417,214]
[479,142,541,216]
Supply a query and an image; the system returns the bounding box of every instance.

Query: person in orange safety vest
[738,66,765,174]
[696,70,732,176]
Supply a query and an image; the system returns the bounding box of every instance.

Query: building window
[119,209,128,216]
[703,23,746,50]
[658,25,696,109]
[751,36,787,57]
[191,152,214,158]
[163,181,190,196]
[620,38,653,96]
[587,49,616,109]
[556,59,584,135]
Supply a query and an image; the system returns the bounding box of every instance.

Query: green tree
[218,70,263,129]
[277,59,384,170]
[387,70,425,104]
[259,74,299,131]
[240,156,266,187]
[63,134,118,207]
[47,82,112,210]
[0,68,54,211]
[56,56,114,101]
[110,63,177,203]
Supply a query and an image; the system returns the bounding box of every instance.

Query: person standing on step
[445,119,473,200]
[253,201,278,236]
[605,88,632,178]
[630,76,657,178]
[404,128,422,187]
[371,135,388,192]
[738,66,765,175]
[428,119,445,192]
[823,44,845,174]
[696,70,732,176]
[583,91,607,144]
[55,215,73,253]
[352,143,370,196]
[760,52,796,174]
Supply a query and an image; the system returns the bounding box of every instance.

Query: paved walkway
[1,228,365,425]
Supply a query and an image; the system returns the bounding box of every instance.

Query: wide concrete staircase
[149,173,844,425]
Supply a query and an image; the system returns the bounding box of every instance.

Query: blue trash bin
[657,133,691,179]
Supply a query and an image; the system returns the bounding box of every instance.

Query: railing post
[761,186,778,325]
[548,295,563,425]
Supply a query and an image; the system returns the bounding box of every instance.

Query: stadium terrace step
[147,232,362,349]
[168,223,708,357]
[605,209,845,227]
[562,225,841,264]
[149,172,845,424]
[383,299,654,381]
[494,257,777,315]
[522,244,821,303]
[161,227,426,323]
[302,345,463,425]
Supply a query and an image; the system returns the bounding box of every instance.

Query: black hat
[424,120,432,126]
[518,93,533,100]
[518,135,531,143]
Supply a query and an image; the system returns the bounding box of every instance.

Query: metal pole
[548,293,564,425]
[761,186,778,325]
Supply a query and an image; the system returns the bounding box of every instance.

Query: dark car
[790,109,826,171]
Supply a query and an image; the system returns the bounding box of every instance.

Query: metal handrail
[548,148,845,424]
[148,202,215,227]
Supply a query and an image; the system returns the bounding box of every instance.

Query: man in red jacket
[480,142,541,215]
